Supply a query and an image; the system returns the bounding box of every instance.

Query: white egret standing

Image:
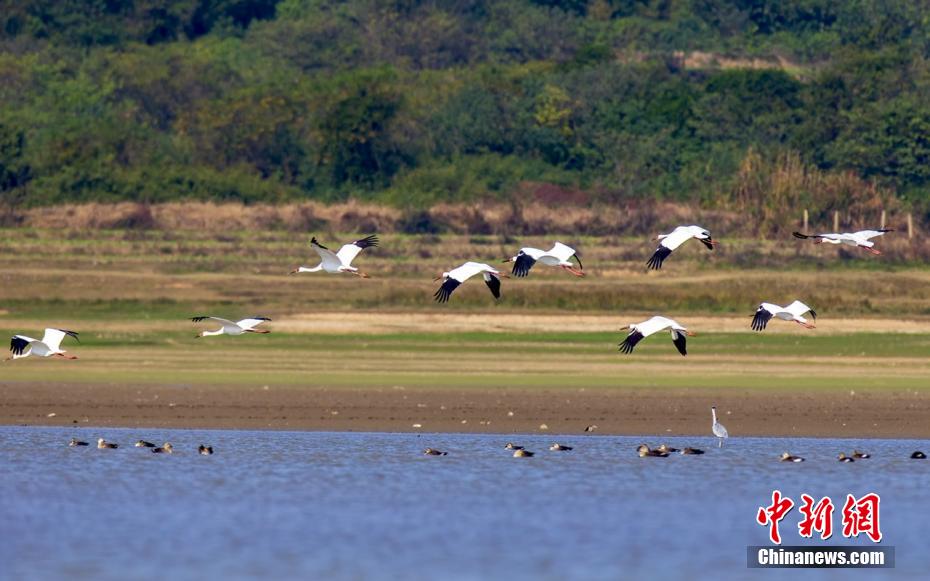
[434,262,508,303]
[290,235,378,277]
[6,329,80,360]
[711,406,728,448]
[191,316,272,338]
[619,316,694,356]
[504,242,584,277]
[793,229,892,255]
[646,225,717,270]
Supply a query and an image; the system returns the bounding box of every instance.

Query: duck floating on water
[504,443,524,451]
[637,444,668,458]
[135,440,155,448]
[198,445,214,455]
[69,438,88,447]
[852,450,870,459]
[680,447,705,455]
[656,444,679,454]
[780,452,805,463]
[911,451,926,459]
[97,438,118,449]
[423,448,447,456]
[513,449,534,457]
[837,453,854,463]
[549,443,573,451]
[152,443,173,454]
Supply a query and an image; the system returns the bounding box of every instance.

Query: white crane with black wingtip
[618,316,694,356]
[290,234,379,277]
[6,328,80,360]
[504,242,584,277]
[646,225,717,270]
[750,301,817,331]
[793,229,892,255]
[434,262,509,303]
[191,316,272,338]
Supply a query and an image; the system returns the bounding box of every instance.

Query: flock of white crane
[4,224,906,452]
[7,224,892,362]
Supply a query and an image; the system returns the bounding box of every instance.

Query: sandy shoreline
[3,382,928,439]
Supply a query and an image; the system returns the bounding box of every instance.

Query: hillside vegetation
[2,1,930,230]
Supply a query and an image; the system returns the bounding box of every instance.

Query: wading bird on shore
[792,229,892,255]
[619,316,694,356]
[191,316,271,338]
[434,262,508,303]
[711,406,728,448]
[750,301,817,331]
[646,225,717,270]
[504,242,584,277]
[290,235,379,277]
[6,329,80,361]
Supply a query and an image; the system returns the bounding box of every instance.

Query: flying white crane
[6,328,80,360]
[711,406,728,448]
[290,235,378,277]
[793,229,892,255]
[751,301,817,331]
[647,225,717,270]
[191,316,272,338]
[434,262,508,303]
[618,316,694,356]
[504,242,584,277]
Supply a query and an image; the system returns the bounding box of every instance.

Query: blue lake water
[1,427,928,580]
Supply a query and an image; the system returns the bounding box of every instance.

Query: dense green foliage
[1,0,929,215]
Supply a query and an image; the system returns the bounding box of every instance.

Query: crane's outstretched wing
[511,251,536,277]
[619,330,645,354]
[236,317,272,330]
[646,246,673,270]
[855,229,892,241]
[434,279,461,303]
[40,328,79,351]
[191,316,240,332]
[310,237,343,270]
[10,335,36,357]
[671,330,687,356]
[750,306,773,331]
[785,301,816,319]
[336,234,379,266]
[483,272,502,299]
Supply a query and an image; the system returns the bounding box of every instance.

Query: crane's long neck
[298,265,324,273]
[712,408,717,424]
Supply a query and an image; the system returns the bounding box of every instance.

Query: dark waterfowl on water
[97,438,118,449]
[656,444,679,454]
[135,440,155,448]
[152,443,173,454]
[680,447,705,455]
[780,452,805,463]
[504,443,524,451]
[69,438,88,447]
[198,445,214,455]
[637,444,668,458]
[837,453,854,463]
[911,451,926,459]
[549,443,573,451]
[513,449,534,457]
[423,448,447,456]
[852,450,870,459]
